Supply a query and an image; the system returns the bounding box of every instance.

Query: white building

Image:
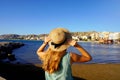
[112,32,120,40]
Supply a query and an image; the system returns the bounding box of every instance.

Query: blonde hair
[41,48,66,74]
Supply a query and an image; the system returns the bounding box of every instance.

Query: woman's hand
[44,36,51,43]
[68,39,77,46]
[37,36,51,54]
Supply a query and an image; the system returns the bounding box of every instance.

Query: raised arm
[37,36,51,58]
[68,40,92,63]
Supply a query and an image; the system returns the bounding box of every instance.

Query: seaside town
[0,31,120,44]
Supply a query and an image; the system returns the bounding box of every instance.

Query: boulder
[0,42,24,61]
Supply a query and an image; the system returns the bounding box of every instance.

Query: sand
[71,63,120,80]
[0,62,120,80]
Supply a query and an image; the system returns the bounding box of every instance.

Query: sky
[0,0,120,35]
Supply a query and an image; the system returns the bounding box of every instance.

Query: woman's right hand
[68,39,77,46]
[44,36,51,43]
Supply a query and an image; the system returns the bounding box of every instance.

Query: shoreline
[0,41,120,80]
[0,62,120,80]
[0,42,24,62]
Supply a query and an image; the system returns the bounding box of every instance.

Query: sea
[1,40,120,64]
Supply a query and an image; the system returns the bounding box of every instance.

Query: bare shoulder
[70,52,81,59]
[70,52,79,56]
[70,52,81,64]
[70,52,91,63]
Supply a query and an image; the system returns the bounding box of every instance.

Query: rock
[7,54,16,61]
[0,42,24,61]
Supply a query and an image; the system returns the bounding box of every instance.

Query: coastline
[0,42,24,62]
[0,41,120,80]
[0,62,120,80]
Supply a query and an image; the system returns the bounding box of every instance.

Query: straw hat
[48,28,72,52]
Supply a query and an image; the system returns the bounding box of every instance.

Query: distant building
[72,36,79,41]
[90,32,99,41]
[100,31,110,40]
[112,33,120,40]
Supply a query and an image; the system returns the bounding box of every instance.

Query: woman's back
[37,28,92,80]
[45,53,73,80]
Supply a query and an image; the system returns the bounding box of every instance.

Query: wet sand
[0,62,120,80]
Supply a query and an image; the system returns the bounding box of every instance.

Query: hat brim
[48,28,72,52]
[48,41,70,52]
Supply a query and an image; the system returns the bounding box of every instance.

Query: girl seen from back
[37,28,92,80]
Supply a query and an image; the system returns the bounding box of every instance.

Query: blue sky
[0,0,120,35]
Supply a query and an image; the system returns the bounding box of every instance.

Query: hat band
[51,38,67,48]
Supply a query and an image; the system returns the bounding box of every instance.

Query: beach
[0,62,120,80]
[71,64,120,80]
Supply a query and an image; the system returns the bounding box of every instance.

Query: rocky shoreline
[0,42,24,63]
